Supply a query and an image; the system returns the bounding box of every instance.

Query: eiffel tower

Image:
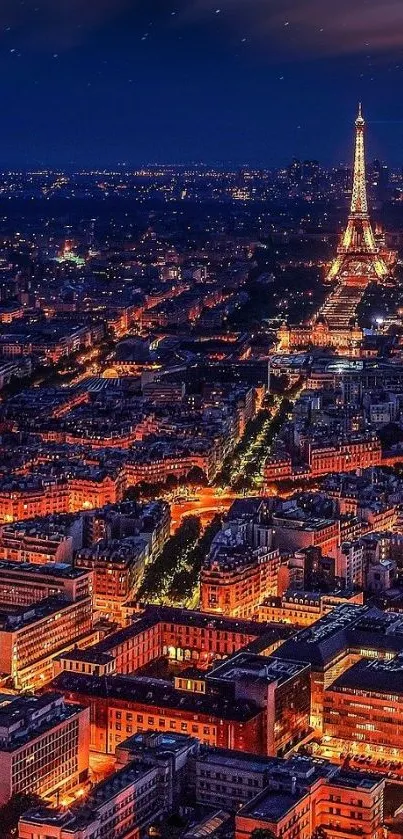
[327,104,388,283]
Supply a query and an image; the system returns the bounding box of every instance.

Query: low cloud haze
[1,0,402,55]
[179,0,403,56]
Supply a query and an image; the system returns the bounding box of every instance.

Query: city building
[116,729,199,808]
[0,108,399,839]
[51,671,265,755]
[235,763,385,839]
[53,648,310,759]
[0,692,89,804]
[201,519,279,618]
[323,655,403,760]
[0,593,94,691]
[273,604,403,732]
[0,514,84,564]
[53,604,293,677]
[0,560,92,607]
[19,761,162,839]
[207,653,311,757]
[257,589,364,627]
[75,536,149,623]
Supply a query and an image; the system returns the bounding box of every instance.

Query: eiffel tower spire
[327,104,388,282]
[350,102,368,216]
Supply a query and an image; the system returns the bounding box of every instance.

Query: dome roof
[315,315,329,329]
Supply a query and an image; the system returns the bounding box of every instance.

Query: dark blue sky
[2,0,403,167]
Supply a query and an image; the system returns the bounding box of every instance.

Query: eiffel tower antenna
[327,104,388,282]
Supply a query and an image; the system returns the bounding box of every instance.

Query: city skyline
[3,4,403,838]
[0,105,398,171]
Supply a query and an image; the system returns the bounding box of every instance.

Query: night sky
[2,0,403,168]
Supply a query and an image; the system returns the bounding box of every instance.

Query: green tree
[0,793,45,838]
[167,514,222,603]
[136,515,201,602]
[311,828,329,839]
[251,829,277,839]
[124,484,141,502]
[165,474,178,491]
[186,466,208,487]
[232,474,252,492]
[124,481,166,502]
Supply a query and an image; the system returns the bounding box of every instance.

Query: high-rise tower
[327,104,388,282]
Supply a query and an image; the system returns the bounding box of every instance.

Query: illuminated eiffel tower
[327,104,388,282]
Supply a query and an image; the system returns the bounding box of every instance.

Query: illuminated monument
[327,104,389,284]
[277,106,394,355]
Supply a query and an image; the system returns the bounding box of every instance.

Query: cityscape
[2,4,403,839]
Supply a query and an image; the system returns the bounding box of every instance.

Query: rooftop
[328,655,403,696]
[70,604,293,661]
[208,652,309,688]
[239,789,306,823]
[272,604,403,669]
[117,729,198,757]
[51,672,262,722]
[0,692,84,752]
[0,595,86,632]
[20,761,155,829]
[0,560,87,580]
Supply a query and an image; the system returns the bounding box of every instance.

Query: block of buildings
[19,761,163,839]
[273,604,403,733]
[201,520,279,618]
[54,604,293,677]
[0,593,94,691]
[323,655,403,760]
[0,560,93,607]
[0,692,89,805]
[75,536,149,623]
